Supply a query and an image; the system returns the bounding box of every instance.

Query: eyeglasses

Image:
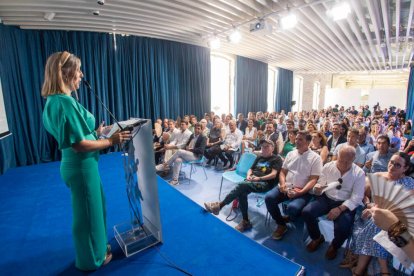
[389,160,403,169]
[336,178,343,190]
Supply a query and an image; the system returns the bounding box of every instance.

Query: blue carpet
[0,153,303,275]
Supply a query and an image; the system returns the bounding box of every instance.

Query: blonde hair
[41,51,81,98]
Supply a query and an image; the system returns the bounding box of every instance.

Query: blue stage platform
[0,153,304,275]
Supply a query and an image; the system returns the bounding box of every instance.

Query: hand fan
[368,173,414,236]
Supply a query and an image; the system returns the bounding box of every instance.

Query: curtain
[0,24,211,173]
[275,68,293,112]
[234,56,268,115]
[406,65,414,136]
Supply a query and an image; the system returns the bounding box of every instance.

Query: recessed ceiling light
[280,14,297,30]
[228,29,241,43]
[327,2,351,21]
[44,12,55,21]
[208,37,221,49]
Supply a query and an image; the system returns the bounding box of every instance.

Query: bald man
[302,145,365,260]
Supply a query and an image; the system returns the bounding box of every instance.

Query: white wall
[324,88,407,109]
[324,88,362,108]
[367,88,407,109]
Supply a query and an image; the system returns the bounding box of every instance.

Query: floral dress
[354,176,414,259]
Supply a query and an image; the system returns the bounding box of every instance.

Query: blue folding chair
[183,156,207,184]
[218,152,257,200]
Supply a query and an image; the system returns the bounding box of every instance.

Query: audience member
[163,121,192,162]
[310,131,329,164]
[332,128,366,167]
[213,120,243,169]
[241,119,257,153]
[302,146,365,260]
[156,123,206,185]
[262,122,284,155]
[265,131,322,240]
[358,127,375,155]
[281,129,298,159]
[363,134,392,173]
[352,152,414,276]
[204,140,282,232]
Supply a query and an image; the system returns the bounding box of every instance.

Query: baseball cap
[260,139,274,147]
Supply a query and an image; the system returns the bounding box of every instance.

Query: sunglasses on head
[336,178,343,190]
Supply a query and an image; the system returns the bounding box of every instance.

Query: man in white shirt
[265,130,323,240]
[156,123,206,185]
[163,121,192,162]
[167,120,180,142]
[218,120,243,169]
[302,145,365,260]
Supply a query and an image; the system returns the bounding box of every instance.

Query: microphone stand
[83,79,126,131]
[83,79,147,132]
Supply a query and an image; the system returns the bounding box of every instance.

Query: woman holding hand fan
[351,152,414,276]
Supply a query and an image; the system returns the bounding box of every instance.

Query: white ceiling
[0,0,413,73]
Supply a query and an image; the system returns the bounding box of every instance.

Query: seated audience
[358,127,375,155]
[188,116,198,133]
[302,146,365,260]
[241,119,257,153]
[351,152,414,276]
[327,122,347,157]
[199,119,210,137]
[154,132,171,165]
[156,124,206,185]
[284,119,295,141]
[322,120,332,138]
[277,116,287,140]
[263,122,283,155]
[310,131,329,164]
[204,119,225,165]
[204,140,282,232]
[236,113,248,133]
[388,128,401,153]
[370,120,381,147]
[162,118,169,132]
[281,129,298,159]
[265,131,322,240]
[205,120,242,169]
[363,134,392,173]
[167,119,180,141]
[332,128,366,167]
[204,113,213,129]
[163,121,192,162]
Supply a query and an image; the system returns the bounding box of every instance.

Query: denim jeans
[265,186,312,225]
[302,194,356,249]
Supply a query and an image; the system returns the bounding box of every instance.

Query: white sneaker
[169,179,179,185]
[156,164,167,172]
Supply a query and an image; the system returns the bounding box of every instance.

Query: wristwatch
[389,231,411,248]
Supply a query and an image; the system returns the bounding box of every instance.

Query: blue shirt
[359,142,375,155]
[364,151,393,173]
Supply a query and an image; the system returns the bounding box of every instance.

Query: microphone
[83,79,126,131]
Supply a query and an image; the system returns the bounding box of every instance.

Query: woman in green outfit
[41,51,131,271]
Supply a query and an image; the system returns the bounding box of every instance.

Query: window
[292,75,303,112]
[312,81,320,110]
[267,68,278,112]
[211,54,234,116]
